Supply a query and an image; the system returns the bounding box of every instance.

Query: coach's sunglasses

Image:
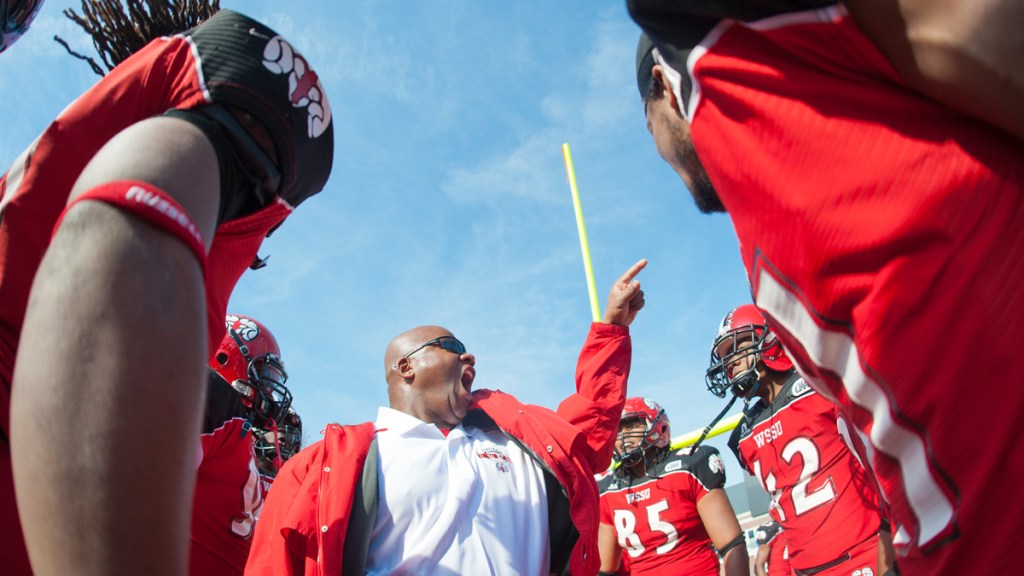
[403,336,467,359]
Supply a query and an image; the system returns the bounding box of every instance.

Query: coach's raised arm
[245,259,646,576]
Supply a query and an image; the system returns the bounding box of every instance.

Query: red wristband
[55,180,208,271]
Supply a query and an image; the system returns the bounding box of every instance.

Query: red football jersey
[0,32,289,573]
[0,13,322,573]
[729,376,880,570]
[0,26,292,437]
[632,2,1024,573]
[755,520,792,576]
[599,445,726,575]
[190,373,265,576]
[769,538,791,576]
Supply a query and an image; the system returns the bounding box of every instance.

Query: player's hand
[603,259,647,327]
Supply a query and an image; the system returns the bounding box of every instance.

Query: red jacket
[245,322,631,576]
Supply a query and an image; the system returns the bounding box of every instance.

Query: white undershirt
[364,407,549,576]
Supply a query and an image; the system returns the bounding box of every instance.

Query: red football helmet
[706,304,793,398]
[210,314,292,427]
[615,397,671,467]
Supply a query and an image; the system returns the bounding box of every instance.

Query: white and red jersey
[630,1,1024,573]
[598,445,727,575]
[729,375,880,570]
[190,373,265,576]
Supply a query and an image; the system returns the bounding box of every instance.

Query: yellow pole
[561,143,601,322]
[669,413,744,451]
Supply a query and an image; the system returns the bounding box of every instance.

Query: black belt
[793,553,851,576]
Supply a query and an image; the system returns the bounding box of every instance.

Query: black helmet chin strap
[229,327,259,437]
[691,392,741,450]
[228,328,254,364]
[240,411,255,437]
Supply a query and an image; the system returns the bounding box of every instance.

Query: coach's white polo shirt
[364,407,549,575]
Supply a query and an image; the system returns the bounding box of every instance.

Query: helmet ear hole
[216,352,229,365]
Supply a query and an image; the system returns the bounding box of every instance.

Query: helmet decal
[226,314,260,342]
[718,307,738,336]
[184,10,334,209]
[261,36,331,138]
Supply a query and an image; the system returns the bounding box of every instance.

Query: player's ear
[651,64,682,115]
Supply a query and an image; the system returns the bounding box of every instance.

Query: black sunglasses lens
[438,337,466,355]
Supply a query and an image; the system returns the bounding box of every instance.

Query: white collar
[375,407,465,439]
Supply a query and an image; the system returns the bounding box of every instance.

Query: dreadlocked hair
[54,0,220,76]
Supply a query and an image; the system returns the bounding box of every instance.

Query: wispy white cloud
[443,133,565,205]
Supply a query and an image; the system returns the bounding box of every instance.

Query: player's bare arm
[845,0,1024,141]
[698,488,750,576]
[753,543,771,576]
[597,521,623,574]
[11,117,220,576]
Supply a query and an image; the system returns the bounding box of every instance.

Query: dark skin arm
[844,0,1024,142]
[11,116,220,576]
[598,521,624,573]
[753,543,771,576]
[697,488,749,576]
[878,528,896,575]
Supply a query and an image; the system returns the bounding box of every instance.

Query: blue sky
[0,1,754,482]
